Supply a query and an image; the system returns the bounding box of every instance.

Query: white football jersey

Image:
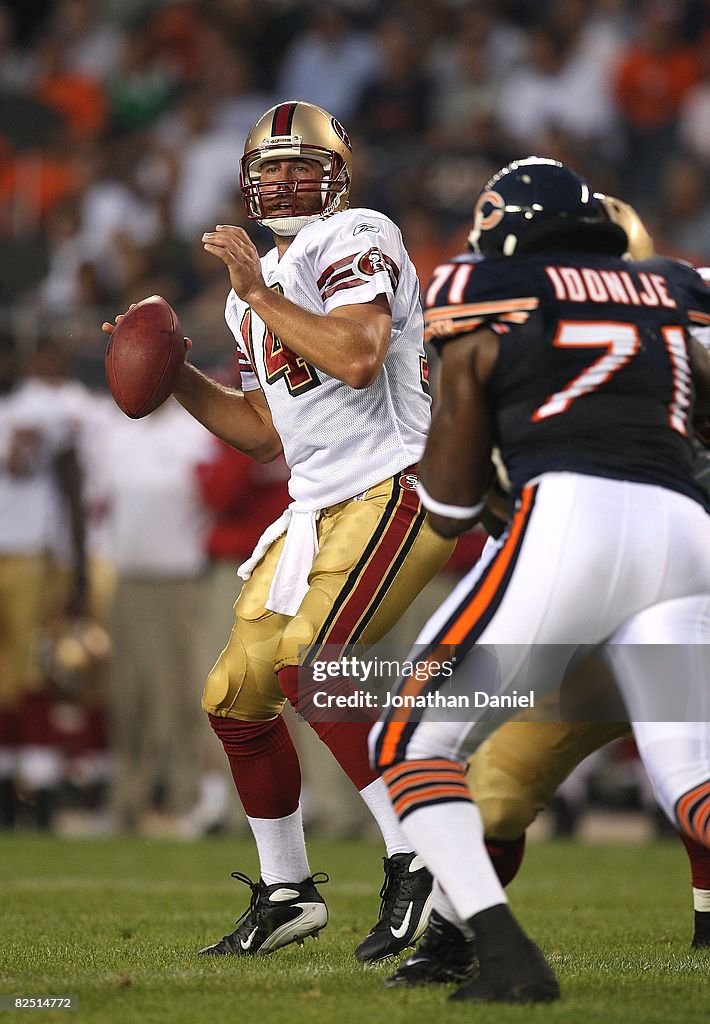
[0,378,75,554]
[225,208,430,509]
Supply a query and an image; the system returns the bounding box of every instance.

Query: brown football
[105,295,186,418]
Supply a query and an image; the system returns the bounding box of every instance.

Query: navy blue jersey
[424,251,710,508]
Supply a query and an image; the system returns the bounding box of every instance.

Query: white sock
[431,880,473,937]
[359,777,411,855]
[247,806,311,886]
[400,801,507,922]
[693,887,710,912]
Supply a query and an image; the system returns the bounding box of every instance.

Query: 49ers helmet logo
[474,190,506,231]
[331,116,352,151]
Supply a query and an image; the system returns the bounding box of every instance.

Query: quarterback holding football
[104,100,453,962]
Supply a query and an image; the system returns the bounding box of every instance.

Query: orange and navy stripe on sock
[676,780,710,848]
[382,758,472,822]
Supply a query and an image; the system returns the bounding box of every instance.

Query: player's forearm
[418,337,494,537]
[419,431,486,539]
[173,363,282,462]
[244,284,380,388]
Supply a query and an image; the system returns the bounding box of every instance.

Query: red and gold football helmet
[240,100,353,236]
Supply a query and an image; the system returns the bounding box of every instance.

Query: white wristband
[416,481,484,520]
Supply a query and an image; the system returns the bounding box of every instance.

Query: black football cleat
[384,910,479,987]
[692,909,710,948]
[198,871,328,956]
[354,852,433,962]
[449,904,560,1004]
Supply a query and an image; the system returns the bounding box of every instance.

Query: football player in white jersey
[0,336,88,829]
[103,101,453,960]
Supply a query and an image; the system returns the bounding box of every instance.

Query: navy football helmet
[468,157,628,258]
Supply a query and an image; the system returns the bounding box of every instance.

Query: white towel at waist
[237,505,320,616]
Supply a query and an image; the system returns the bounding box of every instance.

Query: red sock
[485,834,526,887]
[208,714,300,818]
[0,708,20,747]
[278,665,378,791]
[679,829,710,889]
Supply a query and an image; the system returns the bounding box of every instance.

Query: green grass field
[2,834,709,1024]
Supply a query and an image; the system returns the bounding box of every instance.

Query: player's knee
[202,630,284,721]
[477,795,536,841]
[201,645,246,716]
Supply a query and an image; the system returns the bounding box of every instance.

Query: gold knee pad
[468,720,631,839]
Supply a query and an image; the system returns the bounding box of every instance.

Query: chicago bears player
[369,157,710,1003]
[104,101,452,960]
[386,199,710,989]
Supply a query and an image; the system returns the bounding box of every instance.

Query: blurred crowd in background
[1,0,708,839]
[0,0,709,367]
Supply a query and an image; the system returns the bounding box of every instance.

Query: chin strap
[259,214,322,237]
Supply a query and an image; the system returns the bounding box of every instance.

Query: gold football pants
[0,553,47,707]
[467,656,631,839]
[467,719,630,840]
[203,472,455,722]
